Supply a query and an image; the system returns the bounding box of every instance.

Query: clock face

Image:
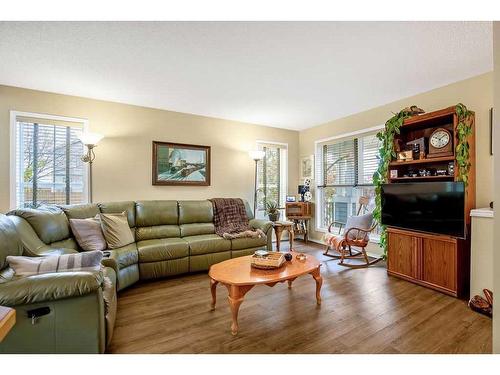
[430,130,450,149]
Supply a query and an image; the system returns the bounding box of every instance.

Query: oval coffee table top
[208,252,321,286]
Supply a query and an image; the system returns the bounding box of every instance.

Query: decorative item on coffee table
[251,251,286,269]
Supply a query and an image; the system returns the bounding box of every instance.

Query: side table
[272,221,294,251]
[0,306,15,342]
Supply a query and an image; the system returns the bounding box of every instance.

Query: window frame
[314,125,384,236]
[255,140,288,219]
[9,111,90,209]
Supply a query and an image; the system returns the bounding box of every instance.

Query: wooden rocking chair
[323,196,382,268]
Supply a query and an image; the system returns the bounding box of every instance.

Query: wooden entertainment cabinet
[385,106,475,298]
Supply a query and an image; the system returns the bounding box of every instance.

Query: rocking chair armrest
[344,226,372,241]
[328,221,345,234]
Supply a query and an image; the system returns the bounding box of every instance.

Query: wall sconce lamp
[78,132,104,203]
[248,150,266,217]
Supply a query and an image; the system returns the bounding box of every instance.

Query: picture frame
[300,155,314,180]
[152,141,211,186]
[490,107,494,156]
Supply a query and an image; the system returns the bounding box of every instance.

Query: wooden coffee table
[208,252,322,335]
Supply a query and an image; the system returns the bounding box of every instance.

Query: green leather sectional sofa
[0,199,272,353]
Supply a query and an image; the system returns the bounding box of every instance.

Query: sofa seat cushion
[137,238,189,263]
[184,234,231,255]
[231,235,267,250]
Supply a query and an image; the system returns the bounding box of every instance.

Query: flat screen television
[381,181,465,238]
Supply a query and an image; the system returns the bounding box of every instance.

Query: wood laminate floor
[108,242,492,354]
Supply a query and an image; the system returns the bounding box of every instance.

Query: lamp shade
[249,150,265,161]
[78,132,104,146]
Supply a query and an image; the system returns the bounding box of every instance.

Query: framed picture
[152,141,211,186]
[300,155,314,180]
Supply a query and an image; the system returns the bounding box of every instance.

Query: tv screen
[381,181,465,238]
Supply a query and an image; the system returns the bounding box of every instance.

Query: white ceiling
[0,21,493,130]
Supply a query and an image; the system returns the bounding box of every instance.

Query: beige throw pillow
[99,212,135,249]
[69,217,107,251]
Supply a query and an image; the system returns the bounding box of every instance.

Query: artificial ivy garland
[372,103,473,259]
[455,103,473,186]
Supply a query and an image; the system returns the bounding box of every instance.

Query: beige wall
[0,85,299,213]
[493,22,500,354]
[300,73,493,245]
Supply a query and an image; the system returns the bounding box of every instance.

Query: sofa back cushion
[8,206,70,244]
[178,200,213,224]
[178,200,215,237]
[59,203,100,220]
[135,200,180,241]
[242,199,254,220]
[0,214,22,271]
[98,201,136,228]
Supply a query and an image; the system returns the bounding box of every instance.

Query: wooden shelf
[389,156,455,166]
[389,175,454,181]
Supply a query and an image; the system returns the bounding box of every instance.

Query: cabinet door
[421,238,457,292]
[387,231,417,279]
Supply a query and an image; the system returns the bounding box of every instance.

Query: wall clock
[428,127,453,158]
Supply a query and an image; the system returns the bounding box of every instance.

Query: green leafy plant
[264,201,279,215]
[373,104,473,259]
[455,103,473,186]
[372,108,414,259]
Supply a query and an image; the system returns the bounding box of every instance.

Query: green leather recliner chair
[0,213,117,354]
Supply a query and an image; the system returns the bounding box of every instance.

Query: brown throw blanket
[210,198,266,240]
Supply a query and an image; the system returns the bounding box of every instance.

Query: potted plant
[265,201,280,222]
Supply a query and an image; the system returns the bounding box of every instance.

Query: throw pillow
[99,212,135,249]
[69,217,107,251]
[7,251,103,277]
[344,213,373,241]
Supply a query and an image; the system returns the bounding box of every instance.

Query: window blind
[321,138,356,187]
[358,133,380,185]
[257,143,282,210]
[15,119,86,208]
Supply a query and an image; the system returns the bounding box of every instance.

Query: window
[11,112,88,209]
[256,142,288,218]
[316,130,381,233]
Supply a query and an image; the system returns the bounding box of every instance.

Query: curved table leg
[310,268,323,305]
[210,278,218,311]
[287,277,297,289]
[227,284,254,335]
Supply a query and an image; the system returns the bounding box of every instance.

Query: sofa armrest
[0,270,104,307]
[101,257,118,275]
[249,219,273,234]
